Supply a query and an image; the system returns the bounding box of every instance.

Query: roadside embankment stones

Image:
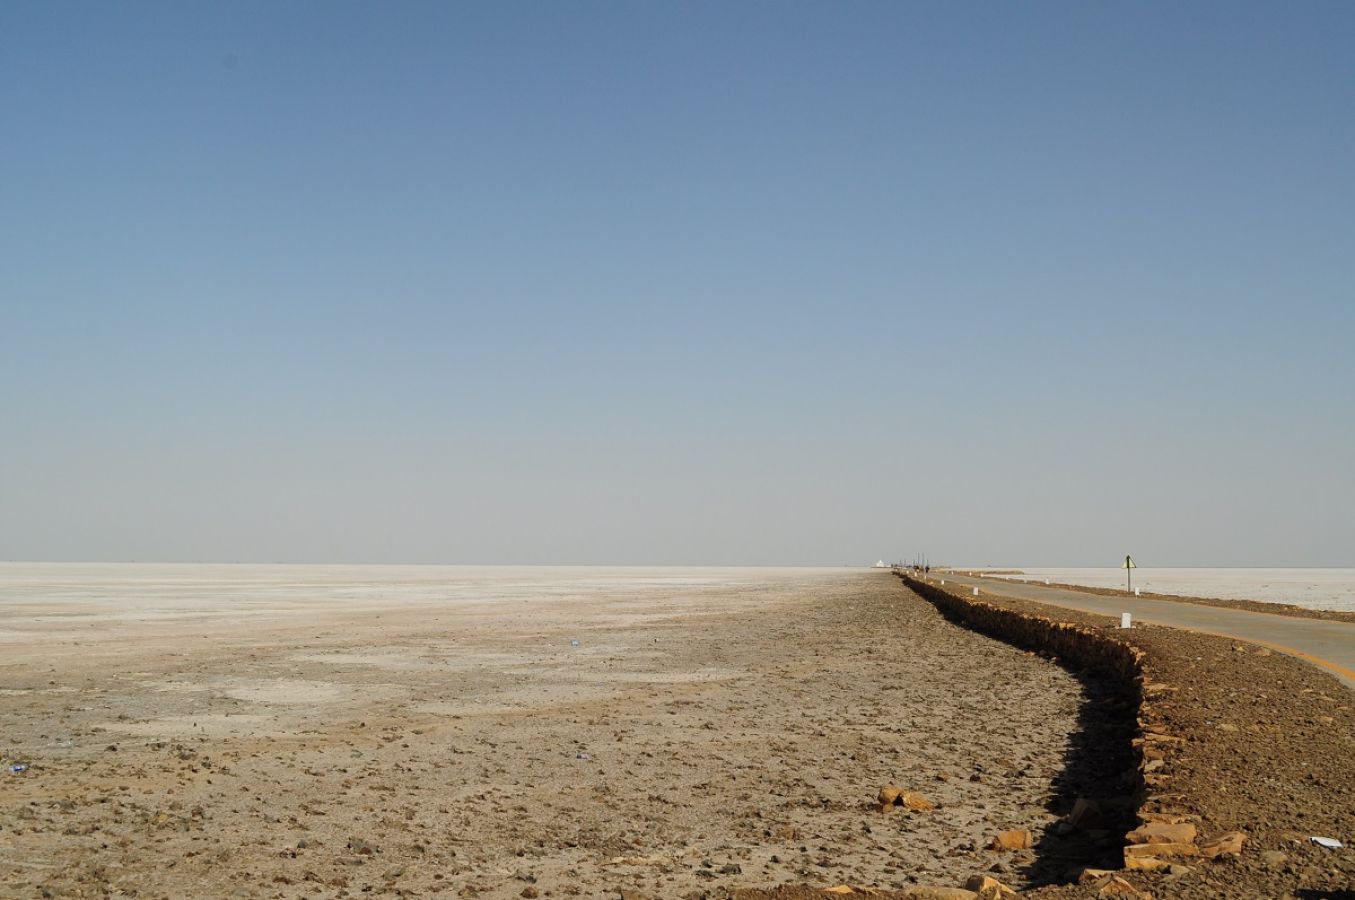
[876,784,936,812]
[1119,809,1248,871]
[1124,841,1198,859]
[1092,874,1154,898]
[897,574,1278,897]
[1125,820,1196,848]
[1199,830,1247,858]
[1073,868,1157,898]
[988,829,1032,851]
[894,574,1355,898]
[962,874,1016,898]
[1120,815,1247,869]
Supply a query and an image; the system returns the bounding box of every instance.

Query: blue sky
[3,2,1352,565]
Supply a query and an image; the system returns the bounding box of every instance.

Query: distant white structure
[873,560,888,568]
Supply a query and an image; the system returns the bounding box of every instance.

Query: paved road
[925,572,1355,689]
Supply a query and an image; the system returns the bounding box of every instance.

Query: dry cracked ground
[2,567,1086,899]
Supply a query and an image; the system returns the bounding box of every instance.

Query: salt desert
[1,565,1088,897]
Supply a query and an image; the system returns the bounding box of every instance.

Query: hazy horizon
[5,3,1352,567]
[5,559,1355,570]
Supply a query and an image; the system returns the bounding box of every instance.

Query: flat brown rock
[1199,831,1247,858]
[1125,821,1196,845]
[989,829,1033,851]
[1094,874,1153,898]
[1124,841,1199,858]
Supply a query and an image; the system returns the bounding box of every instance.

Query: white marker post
[973,587,980,597]
[1120,612,1132,629]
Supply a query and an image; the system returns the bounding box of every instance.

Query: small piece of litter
[8,763,29,774]
[570,639,581,647]
[1311,836,1344,849]
[575,752,591,761]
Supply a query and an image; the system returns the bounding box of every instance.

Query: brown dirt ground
[4,572,1352,899]
[1,570,1085,899]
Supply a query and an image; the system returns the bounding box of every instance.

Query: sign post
[1122,555,1137,593]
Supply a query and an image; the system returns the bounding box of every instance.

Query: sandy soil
[1,568,1083,899]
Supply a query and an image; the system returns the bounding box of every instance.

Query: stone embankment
[898,574,1245,889]
[737,574,1221,900]
[740,572,1355,899]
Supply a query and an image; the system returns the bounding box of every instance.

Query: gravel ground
[1,570,1084,899]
